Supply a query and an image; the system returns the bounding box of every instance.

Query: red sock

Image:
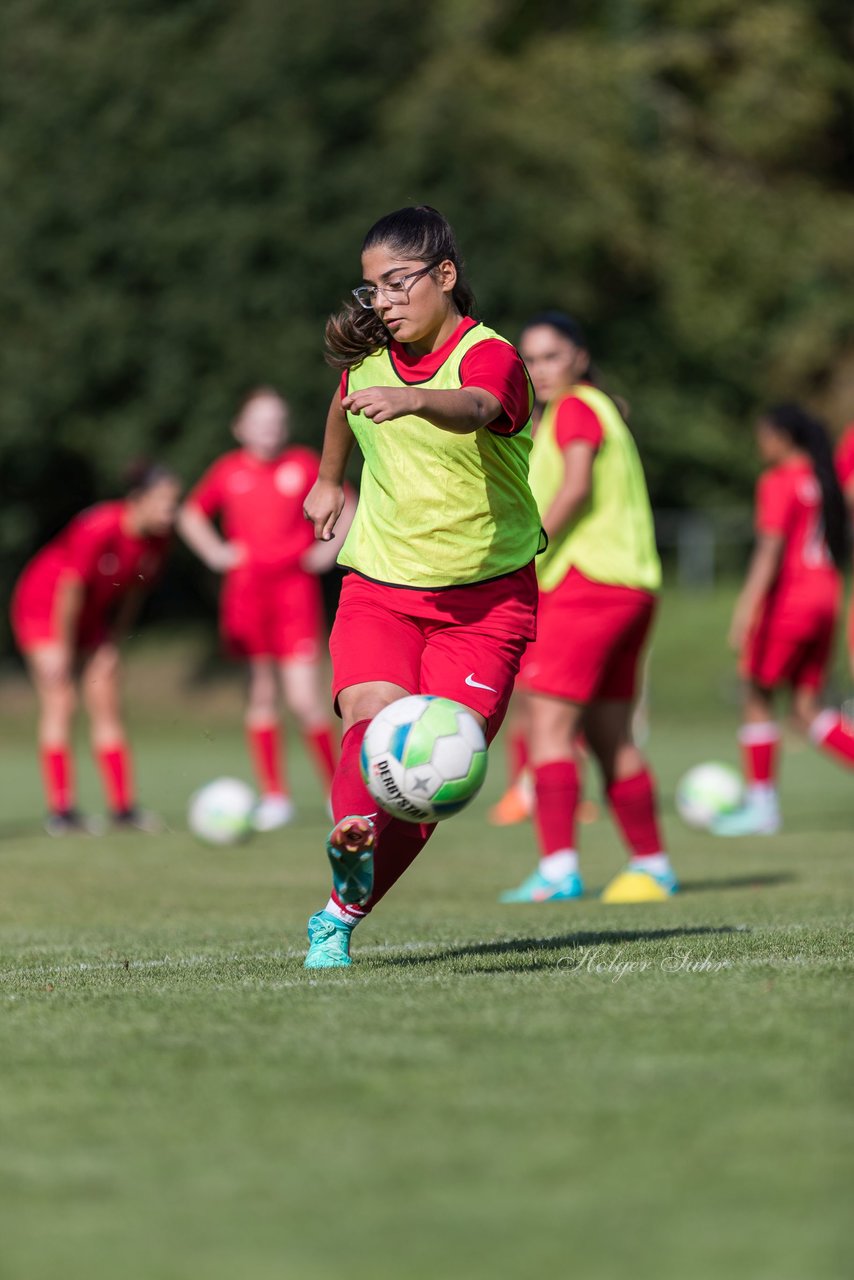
[738,722,780,785]
[247,724,286,796]
[304,724,338,788]
[533,760,579,856]
[508,730,529,785]
[331,720,390,830]
[607,768,663,857]
[96,743,133,814]
[40,746,74,814]
[811,711,854,770]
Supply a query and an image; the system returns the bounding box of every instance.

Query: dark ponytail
[325,206,477,369]
[764,403,849,569]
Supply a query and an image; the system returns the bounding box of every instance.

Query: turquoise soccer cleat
[499,868,584,903]
[304,911,354,969]
[711,799,780,837]
[326,815,375,906]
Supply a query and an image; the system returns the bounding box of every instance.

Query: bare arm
[541,441,595,541]
[55,574,84,657]
[303,392,358,541]
[301,487,357,573]
[35,575,85,686]
[728,534,784,651]
[341,384,503,435]
[177,504,244,572]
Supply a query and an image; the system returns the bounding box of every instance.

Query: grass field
[0,587,851,1280]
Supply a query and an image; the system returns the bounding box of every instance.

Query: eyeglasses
[351,262,439,310]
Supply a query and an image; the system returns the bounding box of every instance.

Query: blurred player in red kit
[834,420,854,681]
[714,404,853,836]
[11,465,180,834]
[179,388,350,830]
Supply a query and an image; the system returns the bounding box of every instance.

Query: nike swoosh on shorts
[465,673,498,692]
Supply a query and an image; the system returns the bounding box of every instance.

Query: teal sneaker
[711,799,780,837]
[304,911,354,969]
[326,815,375,906]
[499,869,584,903]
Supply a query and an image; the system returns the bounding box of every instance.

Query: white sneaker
[252,794,296,832]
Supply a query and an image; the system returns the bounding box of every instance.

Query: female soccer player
[499,311,676,904]
[835,421,854,681]
[11,465,180,834]
[712,404,853,836]
[301,205,542,967]
[179,387,347,830]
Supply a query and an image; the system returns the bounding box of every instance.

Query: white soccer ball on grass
[187,777,257,845]
[675,762,744,830]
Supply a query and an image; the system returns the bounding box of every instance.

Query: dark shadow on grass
[678,873,796,893]
[381,924,745,970]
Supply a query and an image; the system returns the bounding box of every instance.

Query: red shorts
[10,563,106,653]
[221,566,323,661]
[329,565,538,742]
[518,567,656,703]
[742,601,837,691]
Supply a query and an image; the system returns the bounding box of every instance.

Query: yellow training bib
[339,323,542,588]
[527,385,661,592]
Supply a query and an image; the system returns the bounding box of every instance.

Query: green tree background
[2,0,852,649]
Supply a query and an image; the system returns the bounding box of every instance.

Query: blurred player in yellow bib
[500,312,677,904]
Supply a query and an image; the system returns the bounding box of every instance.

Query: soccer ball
[360,695,488,824]
[675,763,744,830]
[187,777,257,845]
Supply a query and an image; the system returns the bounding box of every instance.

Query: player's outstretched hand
[304,479,346,542]
[342,386,417,424]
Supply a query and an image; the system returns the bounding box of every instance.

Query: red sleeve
[836,425,854,489]
[186,458,227,518]
[756,471,794,536]
[460,340,532,436]
[553,395,604,451]
[63,508,115,581]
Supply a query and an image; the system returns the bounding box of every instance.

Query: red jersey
[339,317,532,437]
[835,424,854,492]
[12,501,170,649]
[186,447,320,571]
[756,460,840,610]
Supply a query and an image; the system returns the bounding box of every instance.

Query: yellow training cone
[600,870,671,904]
